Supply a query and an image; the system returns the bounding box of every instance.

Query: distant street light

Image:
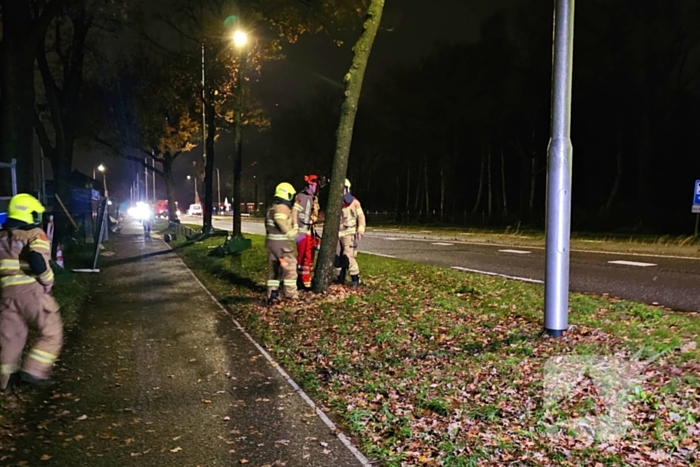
[215,168,221,212]
[187,175,199,205]
[93,164,108,197]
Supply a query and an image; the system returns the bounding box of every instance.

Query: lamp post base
[546,329,565,338]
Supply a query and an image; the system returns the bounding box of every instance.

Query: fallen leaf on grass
[74,434,84,441]
[240,459,249,464]
[172,435,182,441]
[170,447,182,453]
[40,455,52,461]
[76,414,88,421]
[201,399,212,404]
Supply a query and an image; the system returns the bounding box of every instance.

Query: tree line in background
[264,0,700,234]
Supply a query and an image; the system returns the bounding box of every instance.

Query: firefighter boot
[1,372,21,393]
[335,268,346,285]
[350,275,361,288]
[19,371,52,388]
[267,290,279,306]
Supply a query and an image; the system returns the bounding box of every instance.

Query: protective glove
[43,284,53,295]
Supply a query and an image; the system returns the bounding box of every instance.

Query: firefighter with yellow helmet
[0,194,63,390]
[336,179,366,287]
[265,183,299,304]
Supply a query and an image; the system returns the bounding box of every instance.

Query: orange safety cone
[56,243,64,268]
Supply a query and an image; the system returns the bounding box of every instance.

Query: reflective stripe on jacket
[293,191,319,233]
[339,198,366,237]
[0,227,53,289]
[266,203,298,243]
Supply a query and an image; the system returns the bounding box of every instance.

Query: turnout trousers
[0,283,63,389]
[296,233,316,288]
[336,234,360,276]
[266,240,298,300]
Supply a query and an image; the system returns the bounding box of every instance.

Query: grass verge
[167,230,700,466]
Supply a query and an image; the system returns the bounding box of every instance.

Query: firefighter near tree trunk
[336,179,366,287]
[0,194,63,391]
[265,183,300,305]
[293,174,321,290]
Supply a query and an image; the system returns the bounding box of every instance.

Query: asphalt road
[183,215,700,313]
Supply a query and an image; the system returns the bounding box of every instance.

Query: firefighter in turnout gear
[293,174,320,289]
[336,179,366,287]
[265,183,299,304]
[0,194,63,391]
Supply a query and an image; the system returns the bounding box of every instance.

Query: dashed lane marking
[452,266,544,284]
[608,260,657,267]
[499,249,532,255]
[432,242,454,246]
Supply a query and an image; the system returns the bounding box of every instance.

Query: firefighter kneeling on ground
[336,179,366,287]
[0,194,63,391]
[266,183,299,305]
[293,174,320,290]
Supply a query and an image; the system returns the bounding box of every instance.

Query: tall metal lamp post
[232,29,248,236]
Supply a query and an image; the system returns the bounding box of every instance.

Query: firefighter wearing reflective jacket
[0,194,63,391]
[336,179,366,287]
[293,174,320,289]
[265,183,299,304]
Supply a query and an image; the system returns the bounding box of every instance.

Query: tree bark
[312,0,385,293]
[0,0,67,193]
[202,101,215,231]
[423,154,429,216]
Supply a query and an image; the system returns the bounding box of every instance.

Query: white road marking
[608,260,657,267]
[385,237,400,241]
[363,251,396,258]
[499,249,531,255]
[452,266,544,284]
[432,242,454,246]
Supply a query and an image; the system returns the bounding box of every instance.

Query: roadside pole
[544,0,575,337]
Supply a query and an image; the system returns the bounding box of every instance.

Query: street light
[231,29,249,236]
[187,175,199,204]
[215,168,221,213]
[232,30,248,48]
[93,164,108,197]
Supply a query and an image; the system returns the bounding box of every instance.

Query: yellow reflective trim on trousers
[28,348,57,365]
[339,229,357,237]
[1,363,18,375]
[267,234,289,241]
[1,275,36,286]
[282,280,297,286]
[267,280,280,287]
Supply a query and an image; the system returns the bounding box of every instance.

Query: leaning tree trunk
[202,101,216,232]
[312,0,385,293]
[487,139,493,218]
[163,155,178,223]
[500,143,508,218]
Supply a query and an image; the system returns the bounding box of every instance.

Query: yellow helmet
[274,182,296,202]
[344,179,352,190]
[8,194,45,225]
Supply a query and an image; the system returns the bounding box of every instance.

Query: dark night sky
[68,0,523,207]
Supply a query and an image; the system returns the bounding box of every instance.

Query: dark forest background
[253,0,700,234]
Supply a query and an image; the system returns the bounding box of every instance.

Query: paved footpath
[4,222,367,466]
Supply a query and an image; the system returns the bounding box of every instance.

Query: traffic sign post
[693,180,700,237]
